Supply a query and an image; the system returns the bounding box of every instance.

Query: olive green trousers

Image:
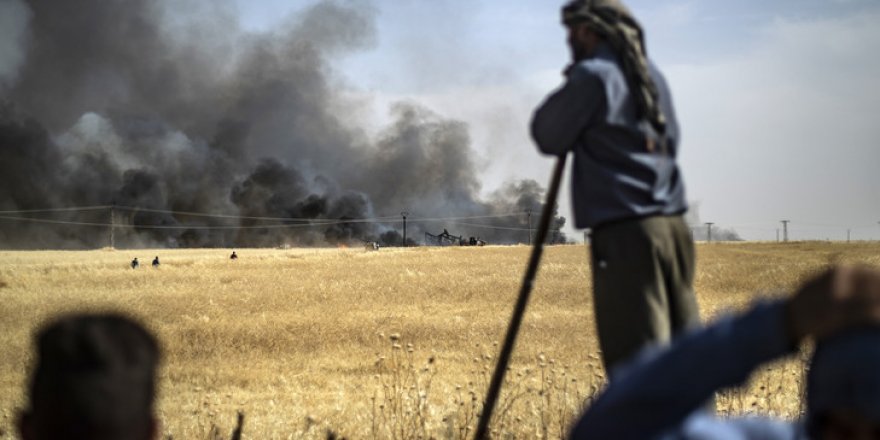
[589,214,701,374]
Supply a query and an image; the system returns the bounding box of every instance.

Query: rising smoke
[684,202,742,242]
[0,0,566,249]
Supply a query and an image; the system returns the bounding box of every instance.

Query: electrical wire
[3,205,871,236]
[0,215,378,230]
[0,205,529,224]
[0,214,537,232]
[0,205,111,214]
[113,205,400,223]
[436,220,537,232]
[0,216,113,228]
[406,213,524,222]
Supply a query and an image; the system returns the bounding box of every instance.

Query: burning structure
[425,229,487,247]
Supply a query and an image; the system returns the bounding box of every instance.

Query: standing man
[531,0,698,373]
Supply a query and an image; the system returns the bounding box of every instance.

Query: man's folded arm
[530,66,603,156]
[570,301,798,439]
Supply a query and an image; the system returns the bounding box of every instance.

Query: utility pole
[401,211,409,247]
[781,220,790,243]
[705,222,714,243]
[776,229,780,243]
[109,204,116,249]
[526,209,533,245]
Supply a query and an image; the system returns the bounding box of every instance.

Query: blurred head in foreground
[808,328,880,440]
[18,314,160,440]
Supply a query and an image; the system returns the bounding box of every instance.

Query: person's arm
[570,301,796,439]
[530,64,604,156]
[571,266,880,439]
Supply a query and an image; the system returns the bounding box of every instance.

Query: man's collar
[593,41,616,60]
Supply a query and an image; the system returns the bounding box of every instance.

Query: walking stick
[474,154,568,439]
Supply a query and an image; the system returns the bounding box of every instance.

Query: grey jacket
[531,43,687,229]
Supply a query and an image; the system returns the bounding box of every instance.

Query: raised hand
[786,266,880,344]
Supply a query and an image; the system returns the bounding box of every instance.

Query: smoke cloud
[684,202,742,242]
[0,0,566,249]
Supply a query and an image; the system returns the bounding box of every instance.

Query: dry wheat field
[0,242,878,439]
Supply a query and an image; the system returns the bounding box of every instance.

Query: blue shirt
[531,43,687,229]
[570,301,806,439]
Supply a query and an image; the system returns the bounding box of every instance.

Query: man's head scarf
[807,328,880,430]
[561,0,666,136]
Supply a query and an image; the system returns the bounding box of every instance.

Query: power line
[0,205,526,224]
[115,205,525,223]
[441,220,533,232]
[0,216,116,228]
[526,210,532,245]
[110,205,116,249]
[4,205,876,240]
[724,226,777,232]
[114,205,399,223]
[0,215,383,230]
[401,211,409,247]
[404,213,523,222]
[0,214,538,232]
[0,205,111,214]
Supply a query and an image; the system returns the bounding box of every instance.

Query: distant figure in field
[130,258,139,269]
[151,256,159,268]
[230,251,238,260]
[17,313,160,440]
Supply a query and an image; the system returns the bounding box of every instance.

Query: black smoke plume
[0,0,566,249]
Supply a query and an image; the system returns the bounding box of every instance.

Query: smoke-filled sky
[0,0,568,249]
[1,0,878,247]
[230,0,880,242]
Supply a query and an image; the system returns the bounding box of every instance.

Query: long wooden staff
[474,155,568,439]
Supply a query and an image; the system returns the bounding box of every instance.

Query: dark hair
[25,314,160,440]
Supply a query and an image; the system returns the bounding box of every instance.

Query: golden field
[0,242,878,439]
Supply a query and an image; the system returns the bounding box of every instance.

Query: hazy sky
[234,0,880,241]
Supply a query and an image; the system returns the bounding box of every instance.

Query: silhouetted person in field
[17,313,160,440]
[130,258,139,269]
[230,251,238,260]
[571,266,880,439]
[151,256,159,268]
[532,0,699,374]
